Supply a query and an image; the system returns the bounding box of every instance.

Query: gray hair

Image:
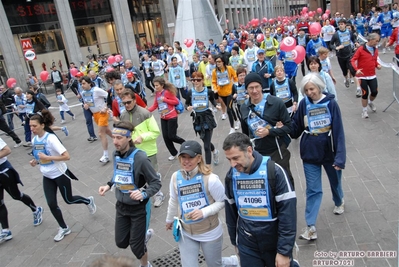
[367,33,380,41]
[113,79,124,87]
[300,73,326,96]
[14,87,23,93]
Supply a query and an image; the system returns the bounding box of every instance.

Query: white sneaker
[222,255,239,266]
[72,115,76,120]
[87,196,96,214]
[229,128,235,134]
[344,78,350,88]
[351,78,354,84]
[61,120,66,124]
[356,88,362,98]
[99,155,110,163]
[145,228,154,245]
[213,149,220,165]
[150,93,154,97]
[368,102,376,112]
[153,193,165,207]
[383,48,386,54]
[333,200,345,215]
[54,226,71,242]
[221,113,227,120]
[234,120,241,130]
[362,110,369,119]
[168,155,176,161]
[299,225,317,240]
[13,142,22,148]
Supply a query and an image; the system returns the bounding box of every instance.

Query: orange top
[211,66,238,97]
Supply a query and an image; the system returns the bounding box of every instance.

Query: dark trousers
[0,116,21,144]
[54,82,64,94]
[6,109,14,131]
[115,201,147,259]
[0,167,36,229]
[144,76,155,93]
[337,57,351,77]
[201,129,215,165]
[43,174,89,229]
[83,107,96,138]
[268,143,294,189]
[160,118,185,156]
[220,95,238,128]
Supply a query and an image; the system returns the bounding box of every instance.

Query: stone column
[159,0,176,45]
[217,0,227,30]
[0,3,26,88]
[109,0,140,66]
[54,0,83,65]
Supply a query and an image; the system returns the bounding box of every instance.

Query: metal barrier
[382,56,399,135]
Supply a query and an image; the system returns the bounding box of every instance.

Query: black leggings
[144,77,155,93]
[201,129,215,165]
[0,168,36,229]
[337,57,351,77]
[220,95,237,128]
[160,118,185,156]
[360,78,378,99]
[43,174,89,228]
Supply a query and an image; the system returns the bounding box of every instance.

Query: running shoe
[168,155,176,161]
[23,142,32,147]
[299,225,317,240]
[350,78,354,84]
[368,102,377,112]
[62,127,69,136]
[13,142,22,148]
[333,200,345,215]
[33,206,44,226]
[362,110,369,119]
[153,193,165,208]
[61,120,66,124]
[356,88,362,98]
[54,227,71,242]
[229,128,235,134]
[0,230,12,243]
[213,149,220,165]
[345,78,350,88]
[221,113,227,120]
[145,228,154,245]
[72,115,76,120]
[87,196,96,214]
[99,155,109,163]
[234,120,241,130]
[87,136,98,142]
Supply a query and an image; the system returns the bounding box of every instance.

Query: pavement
[0,52,398,267]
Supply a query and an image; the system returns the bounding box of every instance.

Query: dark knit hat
[231,46,240,53]
[244,72,263,89]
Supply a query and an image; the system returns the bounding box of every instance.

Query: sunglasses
[191,79,202,82]
[122,100,133,105]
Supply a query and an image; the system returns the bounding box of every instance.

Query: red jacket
[387,27,399,55]
[112,94,146,118]
[350,44,379,77]
[148,89,179,120]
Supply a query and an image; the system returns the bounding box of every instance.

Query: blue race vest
[25,101,35,114]
[297,36,306,46]
[247,94,270,139]
[236,84,247,105]
[152,62,161,72]
[176,171,210,224]
[355,17,365,28]
[82,88,95,107]
[192,89,209,112]
[274,79,292,103]
[32,132,54,166]
[15,96,25,106]
[116,96,126,113]
[230,56,241,69]
[217,70,229,86]
[246,49,256,62]
[312,40,323,54]
[171,67,182,87]
[112,149,139,193]
[232,156,273,221]
[320,59,329,72]
[338,29,351,47]
[305,97,332,134]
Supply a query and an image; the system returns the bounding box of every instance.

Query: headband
[112,128,131,137]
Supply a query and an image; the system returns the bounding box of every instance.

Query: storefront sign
[24,50,36,61]
[20,38,37,60]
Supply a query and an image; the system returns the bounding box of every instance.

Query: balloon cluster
[184,38,194,48]
[280,37,306,64]
[108,55,123,64]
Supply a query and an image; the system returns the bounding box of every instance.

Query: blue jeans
[303,162,344,226]
[178,234,222,267]
[60,110,74,120]
[83,107,96,138]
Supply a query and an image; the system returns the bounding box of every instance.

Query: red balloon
[262,17,268,23]
[278,16,281,21]
[292,45,306,64]
[108,56,116,65]
[280,37,297,52]
[6,78,17,88]
[317,8,323,14]
[186,39,194,48]
[302,7,308,12]
[70,68,78,77]
[256,34,264,42]
[40,71,49,81]
[309,23,322,35]
[76,72,84,77]
[115,55,122,63]
[325,9,331,14]
[269,18,274,24]
[106,67,114,73]
[308,11,314,17]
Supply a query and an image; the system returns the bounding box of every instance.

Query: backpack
[161,91,184,114]
[37,93,51,109]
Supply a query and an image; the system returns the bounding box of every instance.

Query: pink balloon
[325,9,331,14]
[106,67,114,73]
[115,55,122,63]
[308,11,314,17]
[262,17,268,23]
[309,23,322,35]
[302,7,308,12]
[184,38,188,45]
[108,56,116,65]
[186,39,194,48]
[226,19,229,23]
[322,14,329,20]
[269,18,274,24]
[70,68,78,77]
[6,78,17,88]
[39,71,49,81]
[292,45,306,64]
[317,8,323,14]
[280,37,297,52]
[256,34,264,42]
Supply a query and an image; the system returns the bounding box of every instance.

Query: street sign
[24,50,36,61]
[20,38,36,60]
